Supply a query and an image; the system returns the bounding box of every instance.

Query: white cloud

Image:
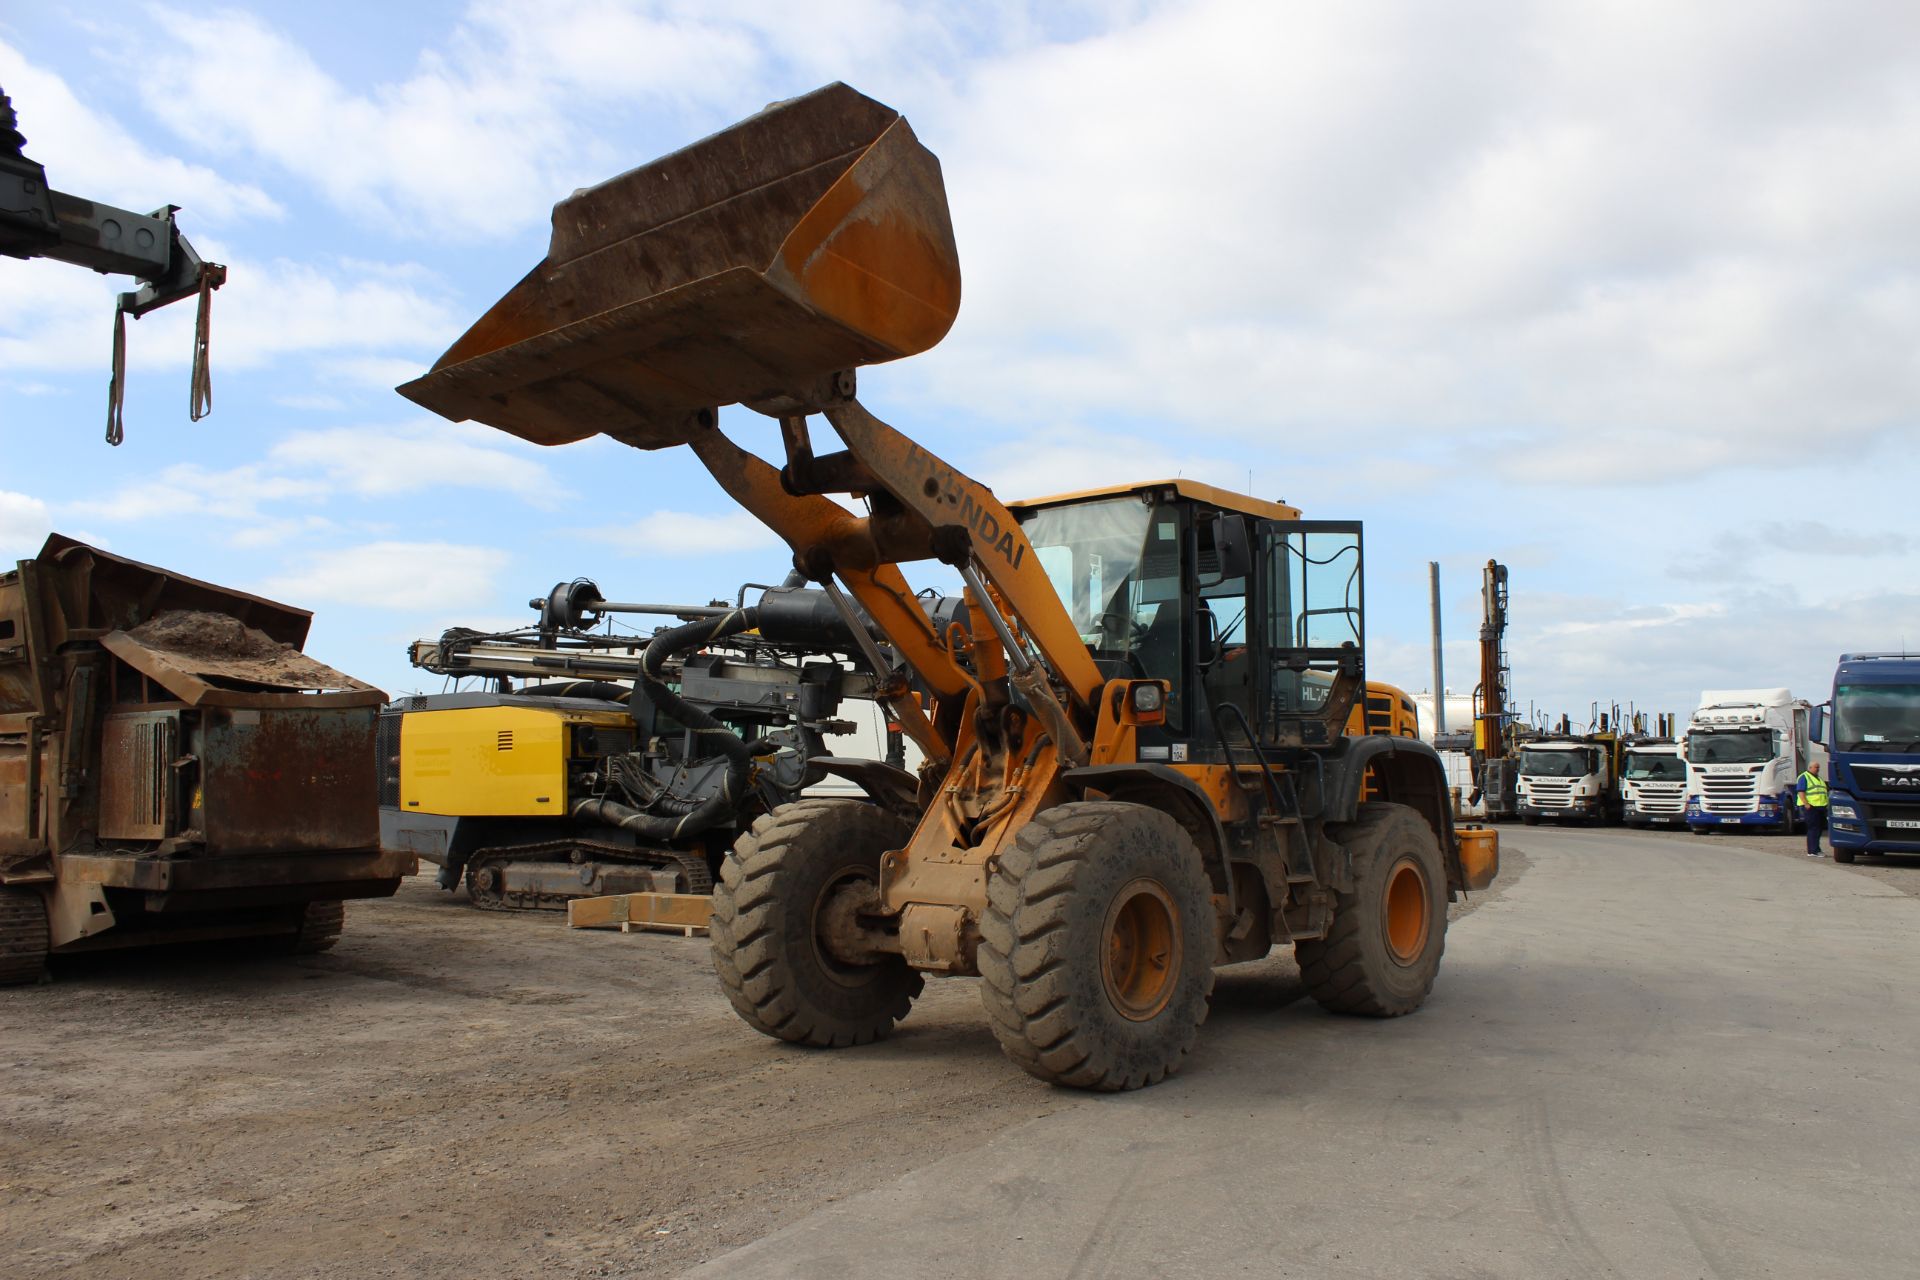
[129,4,757,239]
[261,541,510,612]
[63,420,565,532]
[65,462,328,525]
[265,420,566,508]
[587,511,780,556]
[0,491,52,561]
[0,37,281,223]
[1504,588,1920,718]
[0,254,461,375]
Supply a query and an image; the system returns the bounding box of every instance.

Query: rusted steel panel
[98,711,179,839]
[98,629,378,707]
[201,706,380,855]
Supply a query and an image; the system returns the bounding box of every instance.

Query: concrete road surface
[685,827,1920,1280]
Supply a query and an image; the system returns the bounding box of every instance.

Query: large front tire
[1297,802,1447,1017]
[978,802,1215,1092]
[710,799,923,1048]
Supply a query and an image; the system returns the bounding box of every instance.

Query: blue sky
[4,1,1918,722]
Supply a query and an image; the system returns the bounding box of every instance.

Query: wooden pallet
[566,891,712,937]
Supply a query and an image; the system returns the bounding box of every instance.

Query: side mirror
[1809,704,1827,746]
[1215,515,1253,581]
[1198,514,1259,587]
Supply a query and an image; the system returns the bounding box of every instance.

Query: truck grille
[1859,799,1920,841]
[1527,780,1576,809]
[1631,782,1686,814]
[1698,772,1758,814]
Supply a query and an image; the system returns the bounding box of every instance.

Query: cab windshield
[1022,496,1182,681]
[1624,752,1685,781]
[1835,683,1920,752]
[1685,730,1773,764]
[1519,748,1590,778]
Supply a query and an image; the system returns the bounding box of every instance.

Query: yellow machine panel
[399,706,624,817]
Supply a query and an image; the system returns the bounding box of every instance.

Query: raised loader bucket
[398,83,960,449]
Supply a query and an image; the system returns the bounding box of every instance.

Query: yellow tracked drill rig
[401,84,1496,1090]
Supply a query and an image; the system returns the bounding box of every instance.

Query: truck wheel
[1298,802,1447,1017]
[1690,826,1711,836]
[1521,815,1540,827]
[282,900,346,954]
[978,802,1215,1091]
[1834,847,1857,864]
[0,888,50,986]
[710,799,922,1048]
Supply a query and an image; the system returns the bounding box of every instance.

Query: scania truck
[1682,688,1820,835]
[1812,654,1920,863]
[1516,731,1622,825]
[1620,738,1687,828]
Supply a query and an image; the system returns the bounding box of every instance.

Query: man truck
[1811,654,1920,863]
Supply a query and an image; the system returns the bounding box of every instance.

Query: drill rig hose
[614,606,776,841]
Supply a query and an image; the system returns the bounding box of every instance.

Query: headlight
[1831,802,1858,819]
[1130,682,1163,713]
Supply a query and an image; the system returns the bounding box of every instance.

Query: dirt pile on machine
[0,537,413,984]
[404,84,1496,1091]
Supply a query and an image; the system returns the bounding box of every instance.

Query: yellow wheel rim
[1383,856,1431,966]
[1102,878,1180,1021]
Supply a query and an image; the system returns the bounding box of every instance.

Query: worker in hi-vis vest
[1796,761,1829,857]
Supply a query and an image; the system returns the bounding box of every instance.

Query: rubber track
[287,900,346,955]
[466,840,713,911]
[977,803,1212,1091]
[1296,802,1443,1016]
[0,888,49,985]
[709,798,920,1048]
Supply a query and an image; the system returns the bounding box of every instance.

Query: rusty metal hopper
[398,83,960,449]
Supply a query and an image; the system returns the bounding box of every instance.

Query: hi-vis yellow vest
[1798,771,1829,807]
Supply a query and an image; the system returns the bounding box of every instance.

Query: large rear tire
[710,799,923,1048]
[978,802,1215,1091]
[1297,802,1447,1017]
[0,888,50,986]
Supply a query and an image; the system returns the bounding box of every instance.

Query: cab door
[1253,521,1365,749]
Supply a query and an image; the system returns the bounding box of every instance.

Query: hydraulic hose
[610,606,770,842]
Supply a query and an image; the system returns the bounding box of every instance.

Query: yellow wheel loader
[401,84,1497,1090]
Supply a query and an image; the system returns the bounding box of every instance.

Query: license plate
[1887,819,1920,830]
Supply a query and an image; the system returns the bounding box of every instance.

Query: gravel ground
[0,834,1529,1280]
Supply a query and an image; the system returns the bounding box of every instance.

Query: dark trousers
[1805,805,1828,854]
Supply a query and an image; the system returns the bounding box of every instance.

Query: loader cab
[1012,480,1364,757]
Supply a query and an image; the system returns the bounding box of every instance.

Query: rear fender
[1323,737,1466,893]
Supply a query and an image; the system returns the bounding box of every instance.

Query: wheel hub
[1382,857,1431,966]
[1101,878,1180,1021]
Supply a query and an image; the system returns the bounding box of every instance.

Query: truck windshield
[1519,749,1589,777]
[1022,496,1181,677]
[1624,752,1684,780]
[1686,730,1772,764]
[1835,683,1920,751]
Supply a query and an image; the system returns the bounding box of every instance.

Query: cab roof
[1008,478,1300,522]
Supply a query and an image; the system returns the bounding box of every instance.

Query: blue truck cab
[1814,653,1920,863]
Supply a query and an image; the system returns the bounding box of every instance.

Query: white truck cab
[1516,739,1618,825]
[1682,688,1823,834]
[1620,740,1686,827]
